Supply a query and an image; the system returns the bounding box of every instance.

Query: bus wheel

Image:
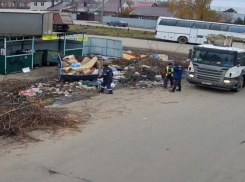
[234,76,244,92]
[178,36,188,44]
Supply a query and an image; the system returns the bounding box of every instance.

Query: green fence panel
[65,49,83,56]
[33,52,43,66]
[42,50,62,65]
[0,55,5,74]
[6,55,32,74]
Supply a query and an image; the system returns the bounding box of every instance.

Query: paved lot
[1,83,245,182]
[73,20,155,32]
[70,34,193,54]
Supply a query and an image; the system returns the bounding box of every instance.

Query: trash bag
[111,83,115,88]
[153,54,159,60]
[70,63,81,67]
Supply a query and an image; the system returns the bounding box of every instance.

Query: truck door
[190,29,197,43]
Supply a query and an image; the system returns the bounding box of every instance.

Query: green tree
[234,17,244,25]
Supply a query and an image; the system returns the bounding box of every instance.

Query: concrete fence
[71,14,77,20]
[83,37,123,58]
[103,16,157,29]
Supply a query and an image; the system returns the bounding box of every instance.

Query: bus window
[210,24,229,31]
[159,19,178,26]
[193,22,211,29]
[228,26,245,33]
[176,20,194,28]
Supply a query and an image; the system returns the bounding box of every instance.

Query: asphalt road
[73,20,155,32]
[68,34,193,54]
[1,85,245,182]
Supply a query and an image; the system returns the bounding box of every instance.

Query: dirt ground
[0,81,189,149]
[0,66,57,81]
[1,81,245,182]
[0,51,244,182]
[0,49,188,144]
[1,39,245,182]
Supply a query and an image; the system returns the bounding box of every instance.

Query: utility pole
[101,0,105,23]
[118,0,122,16]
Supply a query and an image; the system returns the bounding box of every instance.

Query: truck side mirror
[188,49,192,59]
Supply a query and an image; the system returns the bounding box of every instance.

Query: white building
[30,0,60,11]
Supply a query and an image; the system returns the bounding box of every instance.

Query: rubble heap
[111,54,190,87]
[0,79,89,141]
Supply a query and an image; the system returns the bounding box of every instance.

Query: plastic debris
[22,67,30,73]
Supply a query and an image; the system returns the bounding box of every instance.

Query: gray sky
[211,0,245,13]
[160,0,245,14]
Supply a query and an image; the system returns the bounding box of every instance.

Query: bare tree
[68,0,79,13]
[221,13,233,23]
[169,0,215,21]
[158,1,169,7]
[87,1,100,12]
[212,12,234,23]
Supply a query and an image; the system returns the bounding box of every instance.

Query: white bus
[155,17,245,44]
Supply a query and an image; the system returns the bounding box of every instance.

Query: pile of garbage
[0,79,90,141]
[61,55,99,76]
[19,80,99,98]
[111,52,190,88]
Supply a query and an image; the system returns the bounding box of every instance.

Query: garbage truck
[0,10,73,35]
[187,44,245,92]
[53,12,74,32]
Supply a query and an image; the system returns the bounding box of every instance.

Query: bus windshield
[193,50,235,67]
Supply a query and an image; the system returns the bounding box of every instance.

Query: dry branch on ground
[0,79,88,141]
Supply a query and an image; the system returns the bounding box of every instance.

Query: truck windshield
[193,50,234,67]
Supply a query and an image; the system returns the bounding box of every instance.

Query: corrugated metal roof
[130,7,173,17]
[98,0,128,12]
[47,1,99,12]
[134,2,156,7]
[47,2,70,11]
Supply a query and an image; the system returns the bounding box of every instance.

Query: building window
[34,2,37,6]
[41,2,44,6]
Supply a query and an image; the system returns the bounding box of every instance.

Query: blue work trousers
[100,81,113,94]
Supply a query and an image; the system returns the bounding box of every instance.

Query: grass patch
[69,25,155,40]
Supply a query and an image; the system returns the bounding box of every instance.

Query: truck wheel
[178,36,188,44]
[234,76,244,92]
[63,25,69,32]
[53,25,59,32]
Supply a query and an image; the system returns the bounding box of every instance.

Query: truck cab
[187,44,245,91]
